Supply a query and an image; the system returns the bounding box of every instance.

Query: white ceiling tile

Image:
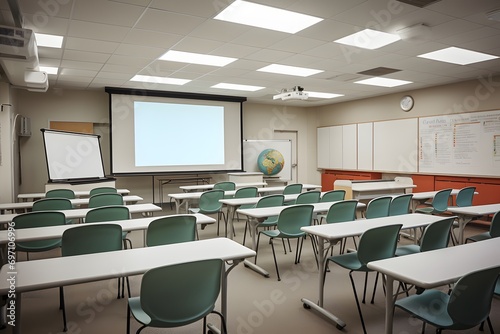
[68,20,130,42]
[65,37,119,53]
[60,60,103,71]
[60,68,98,77]
[63,50,111,63]
[113,44,165,59]
[72,0,145,26]
[135,8,206,35]
[122,29,183,48]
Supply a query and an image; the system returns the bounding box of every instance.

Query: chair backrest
[419,216,455,252]
[89,187,118,196]
[431,188,453,212]
[255,194,284,208]
[233,186,258,199]
[61,223,123,256]
[13,211,67,229]
[295,191,321,204]
[447,266,500,328]
[320,190,345,202]
[365,196,392,219]
[489,211,500,238]
[85,205,130,223]
[146,215,197,247]
[276,204,314,237]
[45,189,75,199]
[325,200,358,224]
[88,193,124,208]
[140,259,223,327]
[283,183,303,195]
[357,224,402,265]
[455,186,476,207]
[198,189,224,212]
[32,198,73,211]
[213,181,235,192]
[389,193,413,216]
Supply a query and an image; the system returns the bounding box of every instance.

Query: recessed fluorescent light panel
[258,64,323,77]
[334,29,401,49]
[130,75,190,85]
[307,92,344,99]
[214,0,323,34]
[159,50,237,67]
[34,33,63,48]
[417,47,499,65]
[354,77,412,87]
[212,83,264,91]
[39,66,58,75]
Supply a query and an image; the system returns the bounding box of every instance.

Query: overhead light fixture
[307,92,344,99]
[39,66,58,75]
[214,0,323,34]
[258,64,323,77]
[159,50,237,67]
[417,47,499,65]
[130,75,190,85]
[34,33,63,48]
[212,83,264,91]
[354,77,412,87]
[486,8,500,21]
[334,29,401,49]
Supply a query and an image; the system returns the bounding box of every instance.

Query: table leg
[457,215,472,245]
[243,217,269,277]
[301,236,346,330]
[384,275,395,334]
[225,206,235,240]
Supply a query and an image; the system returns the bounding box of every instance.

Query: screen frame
[105,87,246,176]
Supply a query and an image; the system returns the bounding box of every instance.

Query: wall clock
[400,95,414,112]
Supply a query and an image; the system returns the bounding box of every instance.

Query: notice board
[419,110,500,177]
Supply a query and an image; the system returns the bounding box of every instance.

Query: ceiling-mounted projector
[273,86,309,100]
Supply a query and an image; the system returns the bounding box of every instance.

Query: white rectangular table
[16,189,130,202]
[236,201,366,277]
[299,213,452,330]
[368,237,500,334]
[447,203,500,244]
[0,203,162,225]
[0,238,255,334]
[179,182,268,192]
[335,178,415,201]
[0,195,143,214]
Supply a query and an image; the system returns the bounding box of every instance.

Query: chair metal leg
[486,316,494,333]
[371,272,380,304]
[362,272,368,304]
[269,238,281,281]
[126,303,131,334]
[254,232,262,264]
[349,271,367,334]
[60,286,68,332]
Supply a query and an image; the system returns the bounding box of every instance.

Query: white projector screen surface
[109,91,243,174]
[42,129,106,181]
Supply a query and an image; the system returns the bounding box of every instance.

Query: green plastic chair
[395,216,455,256]
[84,205,132,298]
[146,215,197,246]
[189,189,226,236]
[389,193,413,216]
[283,183,303,205]
[465,210,500,243]
[322,200,359,253]
[14,211,67,260]
[255,204,314,281]
[232,186,259,222]
[364,196,392,219]
[213,181,235,199]
[45,189,75,199]
[320,190,346,202]
[60,223,125,332]
[88,193,124,208]
[89,186,118,196]
[395,266,500,333]
[127,259,227,334]
[242,194,285,246]
[295,190,321,204]
[32,198,74,224]
[415,188,452,215]
[455,186,476,207]
[325,224,402,334]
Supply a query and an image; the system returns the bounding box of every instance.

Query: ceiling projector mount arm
[273,86,309,100]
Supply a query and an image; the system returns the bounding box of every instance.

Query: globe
[257,149,284,176]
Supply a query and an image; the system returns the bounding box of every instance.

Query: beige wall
[0,83,16,202]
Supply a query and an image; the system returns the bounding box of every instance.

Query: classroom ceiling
[0,0,500,106]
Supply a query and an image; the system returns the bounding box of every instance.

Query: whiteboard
[243,139,292,181]
[342,124,357,169]
[419,110,500,176]
[374,118,418,173]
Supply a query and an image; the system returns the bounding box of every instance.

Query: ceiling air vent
[397,0,442,8]
[357,67,401,76]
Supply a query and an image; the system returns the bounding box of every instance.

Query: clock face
[400,95,414,111]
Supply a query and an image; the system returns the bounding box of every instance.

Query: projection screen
[106,88,246,175]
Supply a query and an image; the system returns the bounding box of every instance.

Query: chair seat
[259,217,278,228]
[328,252,366,272]
[395,244,420,257]
[415,207,437,214]
[261,229,304,239]
[396,290,454,328]
[128,297,152,326]
[466,232,491,243]
[16,239,61,252]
